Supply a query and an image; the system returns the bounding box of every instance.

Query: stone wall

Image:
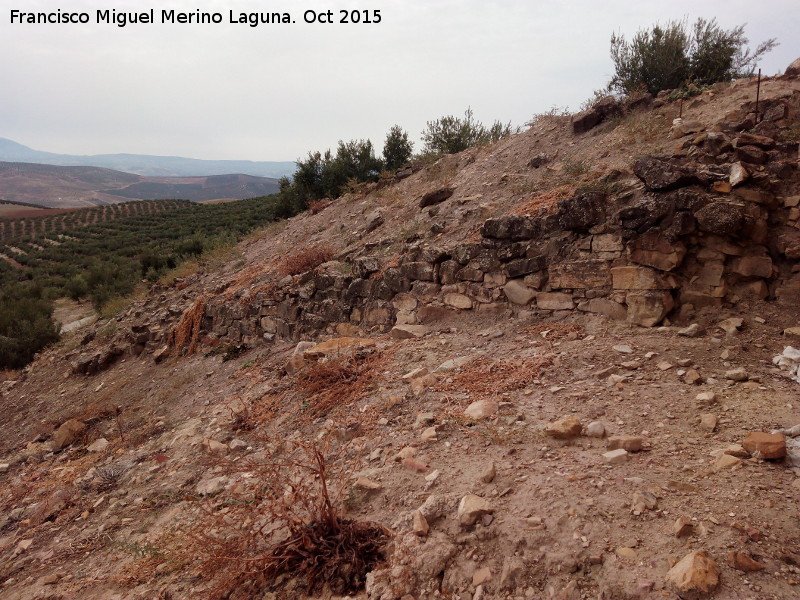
[196,94,800,347]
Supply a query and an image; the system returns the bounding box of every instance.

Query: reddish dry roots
[264,517,391,595]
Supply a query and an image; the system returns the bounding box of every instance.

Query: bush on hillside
[0,283,59,369]
[609,17,777,96]
[382,125,414,171]
[420,107,515,155]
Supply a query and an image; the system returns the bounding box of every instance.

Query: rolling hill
[0,137,296,178]
[0,161,281,207]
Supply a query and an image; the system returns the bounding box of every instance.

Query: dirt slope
[1,72,800,600]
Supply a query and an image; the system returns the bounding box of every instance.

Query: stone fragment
[544,416,583,439]
[443,293,473,310]
[419,186,454,208]
[665,551,720,598]
[626,291,674,327]
[674,517,694,538]
[718,318,743,335]
[608,435,643,452]
[699,414,718,432]
[536,292,574,310]
[723,444,748,458]
[464,400,498,420]
[616,547,637,560]
[303,337,375,359]
[727,551,765,572]
[678,323,703,338]
[390,325,429,339]
[613,344,633,354]
[631,490,658,513]
[730,256,773,278]
[611,266,677,290]
[87,438,109,452]
[742,432,786,459]
[420,426,438,442]
[457,494,494,526]
[585,421,606,438]
[503,280,536,305]
[684,369,702,385]
[725,368,748,382]
[203,438,229,456]
[196,476,226,496]
[480,462,496,483]
[51,419,86,450]
[602,449,628,464]
[402,457,429,473]
[354,477,383,491]
[696,391,716,405]
[472,567,492,586]
[412,510,429,536]
[229,439,248,452]
[714,454,742,470]
[403,368,429,381]
[729,162,749,186]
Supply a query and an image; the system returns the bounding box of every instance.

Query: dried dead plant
[277,244,335,277]
[510,183,577,215]
[294,350,386,421]
[168,295,208,355]
[523,321,585,341]
[436,356,551,400]
[183,441,391,599]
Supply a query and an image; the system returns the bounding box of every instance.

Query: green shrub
[609,18,777,96]
[421,107,515,155]
[383,125,414,170]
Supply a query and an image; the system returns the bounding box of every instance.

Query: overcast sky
[2,0,797,163]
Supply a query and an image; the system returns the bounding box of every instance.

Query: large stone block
[549,259,611,289]
[628,232,686,271]
[577,298,627,321]
[503,280,536,305]
[400,262,436,282]
[626,291,674,326]
[611,266,678,290]
[730,255,773,279]
[536,292,575,310]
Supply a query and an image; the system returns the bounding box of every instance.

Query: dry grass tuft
[169,295,208,355]
[294,350,386,421]
[277,244,335,277]
[182,442,391,599]
[510,184,576,215]
[436,356,552,400]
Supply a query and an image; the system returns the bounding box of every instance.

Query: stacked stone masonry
[193,93,800,347]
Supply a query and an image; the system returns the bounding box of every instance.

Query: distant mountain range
[0,161,281,208]
[0,137,296,179]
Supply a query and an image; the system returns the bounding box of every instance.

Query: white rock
[87,438,109,452]
[602,449,629,464]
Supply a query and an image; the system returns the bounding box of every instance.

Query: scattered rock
[674,516,694,538]
[607,435,643,452]
[725,368,749,382]
[665,550,720,598]
[412,510,429,536]
[458,494,494,526]
[602,449,628,464]
[742,432,787,459]
[727,551,765,572]
[613,344,634,353]
[678,323,704,338]
[718,318,743,335]
[699,414,718,432]
[51,419,87,450]
[714,454,743,470]
[202,438,229,456]
[419,187,455,208]
[544,416,583,439]
[631,490,658,513]
[472,566,492,586]
[354,477,383,491]
[87,438,109,452]
[585,421,606,438]
[390,325,429,339]
[464,400,498,420]
[229,439,248,452]
[480,462,496,483]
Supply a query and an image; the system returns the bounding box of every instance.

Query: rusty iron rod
[755,68,762,123]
